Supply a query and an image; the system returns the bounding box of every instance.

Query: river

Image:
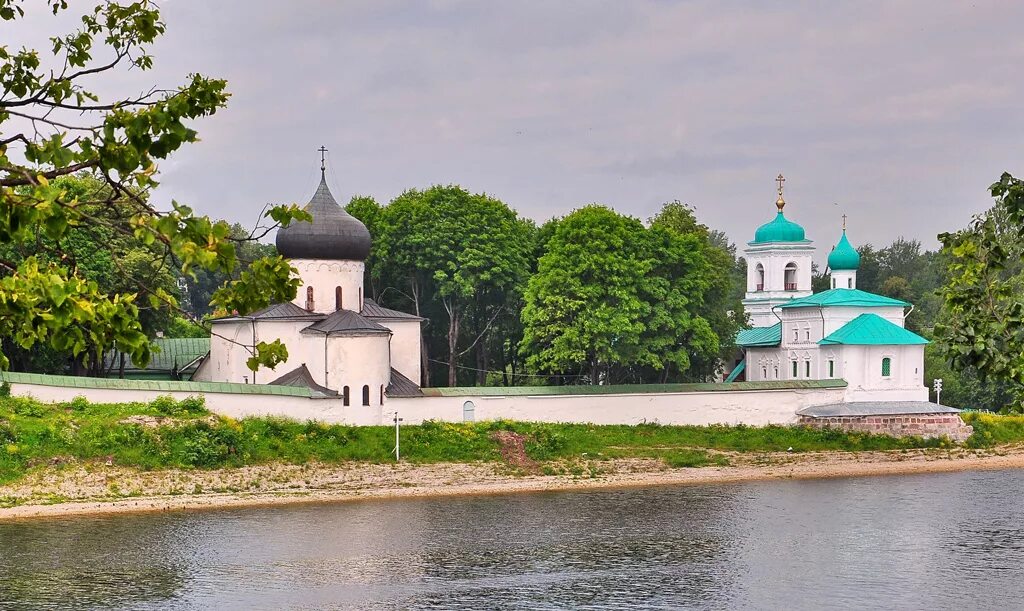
[2,469,1023,610]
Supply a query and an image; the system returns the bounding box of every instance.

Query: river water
[2,469,1024,610]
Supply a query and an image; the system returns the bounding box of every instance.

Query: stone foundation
[798,413,974,442]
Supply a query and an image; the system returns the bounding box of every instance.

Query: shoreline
[2,447,1023,520]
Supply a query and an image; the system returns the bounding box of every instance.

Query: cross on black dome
[275,169,371,261]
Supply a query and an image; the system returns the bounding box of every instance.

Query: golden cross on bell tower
[842,213,848,231]
[775,173,786,211]
[318,145,328,177]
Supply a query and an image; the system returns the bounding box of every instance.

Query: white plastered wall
[289,258,365,313]
[742,244,815,327]
[377,319,422,384]
[324,333,391,406]
[5,381,846,427]
[197,319,318,385]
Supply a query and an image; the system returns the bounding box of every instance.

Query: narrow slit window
[882,357,892,377]
[342,386,350,407]
[805,361,810,377]
[828,360,835,378]
[362,385,370,406]
[335,286,343,311]
[305,286,314,311]
[791,361,798,378]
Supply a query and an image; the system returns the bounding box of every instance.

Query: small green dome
[753,212,806,244]
[828,230,860,270]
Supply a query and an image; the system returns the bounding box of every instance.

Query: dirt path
[2,446,1022,520]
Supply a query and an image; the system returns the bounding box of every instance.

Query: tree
[935,172,1024,409]
[0,1,309,373]
[373,185,533,386]
[521,205,720,384]
[650,201,741,381]
[345,195,383,299]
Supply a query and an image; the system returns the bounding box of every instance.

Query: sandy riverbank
[2,446,1023,520]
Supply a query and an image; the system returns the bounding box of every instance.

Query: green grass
[0,395,955,485]
[961,412,1024,448]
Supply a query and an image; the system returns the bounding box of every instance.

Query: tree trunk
[475,338,487,386]
[447,305,460,387]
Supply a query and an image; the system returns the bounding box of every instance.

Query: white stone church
[193,169,424,404]
[732,176,930,403]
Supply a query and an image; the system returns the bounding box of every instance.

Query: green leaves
[937,173,1024,408]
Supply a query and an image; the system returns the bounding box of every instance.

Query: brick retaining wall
[798,413,973,442]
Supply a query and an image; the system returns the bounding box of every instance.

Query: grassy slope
[0,395,979,485]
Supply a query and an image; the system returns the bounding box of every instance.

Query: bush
[150,395,208,417]
[0,381,10,398]
[69,396,90,412]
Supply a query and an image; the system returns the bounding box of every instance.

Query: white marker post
[934,378,943,405]
[393,411,404,461]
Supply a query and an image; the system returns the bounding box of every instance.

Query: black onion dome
[275,175,371,261]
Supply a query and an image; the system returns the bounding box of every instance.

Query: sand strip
[2,447,1022,520]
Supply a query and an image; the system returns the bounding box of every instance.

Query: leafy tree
[373,185,533,386]
[183,223,277,318]
[935,172,1024,409]
[0,1,309,373]
[521,205,720,384]
[650,201,742,380]
[345,195,383,299]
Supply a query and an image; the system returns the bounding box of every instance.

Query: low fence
[1,372,848,427]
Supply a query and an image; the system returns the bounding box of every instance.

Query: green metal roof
[421,379,846,397]
[819,313,928,346]
[751,212,809,244]
[778,288,909,309]
[736,323,782,347]
[0,371,312,397]
[827,230,860,271]
[724,359,746,382]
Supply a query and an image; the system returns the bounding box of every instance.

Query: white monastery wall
[289,258,365,314]
[197,320,316,385]
[5,381,846,428]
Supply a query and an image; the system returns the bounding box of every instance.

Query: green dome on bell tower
[750,173,808,244]
[827,218,860,271]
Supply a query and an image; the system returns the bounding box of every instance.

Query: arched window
[305,286,314,311]
[828,360,835,378]
[784,263,798,291]
[342,386,350,407]
[380,384,384,405]
[882,357,892,377]
[755,263,765,291]
[804,361,810,377]
[831,277,836,289]
[358,287,363,308]
[463,400,476,422]
[361,385,370,406]
[847,277,853,289]
[335,286,343,311]
[791,360,798,378]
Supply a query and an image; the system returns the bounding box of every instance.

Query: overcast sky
[12,1,1024,260]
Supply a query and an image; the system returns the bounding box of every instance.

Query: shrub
[69,396,90,412]
[0,381,10,398]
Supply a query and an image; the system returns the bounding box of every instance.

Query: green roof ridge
[0,371,312,397]
[819,313,928,346]
[736,323,782,347]
[778,288,909,309]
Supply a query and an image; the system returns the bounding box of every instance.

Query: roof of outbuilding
[797,401,958,417]
[736,323,782,347]
[778,288,909,309]
[104,337,210,373]
[268,364,338,398]
[819,313,928,346]
[301,308,390,335]
[275,174,372,261]
[211,301,324,322]
[386,368,423,397]
[361,298,423,321]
